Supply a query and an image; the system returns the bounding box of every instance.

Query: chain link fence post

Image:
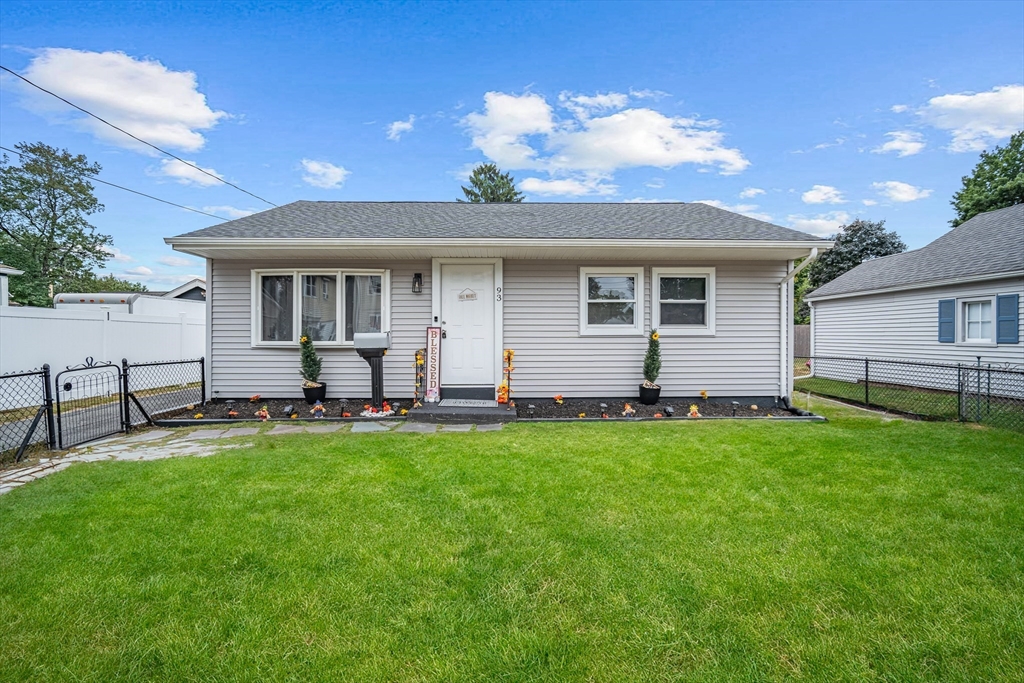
[42,364,56,450]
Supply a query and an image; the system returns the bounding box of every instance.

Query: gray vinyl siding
[209,258,787,399]
[209,259,431,399]
[810,276,1024,366]
[504,261,785,397]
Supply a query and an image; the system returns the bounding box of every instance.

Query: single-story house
[165,202,831,405]
[805,204,1023,367]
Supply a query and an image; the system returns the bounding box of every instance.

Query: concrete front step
[406,404,517,424]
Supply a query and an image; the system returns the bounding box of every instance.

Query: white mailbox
[353,332,391,350]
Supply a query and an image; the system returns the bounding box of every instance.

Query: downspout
[778,248,819,402]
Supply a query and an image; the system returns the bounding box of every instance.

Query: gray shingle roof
[171,201,824,242]
[807,204,1024,300]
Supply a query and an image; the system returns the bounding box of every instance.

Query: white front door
[440,263,495,387]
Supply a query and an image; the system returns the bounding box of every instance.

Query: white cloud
[787,211,851,237]
[862,199,878,206]
[157,255,197,268]
[873,131,926,157]
[10,48,227,152]
[624,197,682,203]
[917,84,1024,152]
[739,187,765,199]
[645,177,665,189]
[629,88,670,100]
[124,266,154,276]
[386,115,416,141]
[202,205,256,219]
[801,185,846,204]
[154,158,224,186]
[694,199,772,222]
[461,90,749,194]
[872,180,932,202]
[300,159,350,189]
[101,246,132,263]
[891,104,909,113]
[520,176,618,196]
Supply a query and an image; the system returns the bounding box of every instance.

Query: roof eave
[806,269,1024,303]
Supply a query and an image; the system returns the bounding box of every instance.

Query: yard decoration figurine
[194,412,203,419]
[227,409,239,419]
[413,348,426,408]
[249,394,261,403]
[750,404,759,411]
[600,403,609,419]
[497,382,510,405]
[310,400,325,418]
[255,405,270,421]
[360,399,394,418]
[290,413,298,419]
[639,330,662,405]
[700,390,708,401]
[299,333,327,404]
[499,349,515,409]
[622,403,636,418]
[654,412,663,418]
[688,404,701,418]
[578,413,586,418]
[554,394,564,405]
[342,411,352,418]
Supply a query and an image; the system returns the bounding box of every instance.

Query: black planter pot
[638,384,661,405]
[302,382,328,404]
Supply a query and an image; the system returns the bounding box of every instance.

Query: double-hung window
[579,267,644,335]
[651,268,715,335]
[962,299,993,343]
[252,269,390,346]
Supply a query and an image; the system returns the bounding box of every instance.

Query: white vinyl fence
[0,306,205,377]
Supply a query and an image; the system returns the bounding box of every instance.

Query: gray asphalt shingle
[171,201,824,242]
[806,204,1024,299]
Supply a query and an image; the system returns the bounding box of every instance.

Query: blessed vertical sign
[425,326,441,402]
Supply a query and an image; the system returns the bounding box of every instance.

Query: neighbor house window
[579,267,644,335]
[963,299,993,343]
[652,268,716,335]
[252,269,389,347]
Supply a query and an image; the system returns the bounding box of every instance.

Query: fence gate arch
[54,358,126,449]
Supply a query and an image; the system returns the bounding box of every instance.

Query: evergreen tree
[457,163,525,203]
[643,330,662,385]
[951,131,1024,226]
[299,332,322,384]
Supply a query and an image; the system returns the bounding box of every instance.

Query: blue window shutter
[996,293,1019,344]
[937,299,955,343]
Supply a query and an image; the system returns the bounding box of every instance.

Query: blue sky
[1,0,1022,287]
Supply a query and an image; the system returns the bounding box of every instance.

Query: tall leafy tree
[797,219,907,322]
[0,142,112,306]
[951,131,1024,226]
[457,163,524,203]
[62,273,148,293]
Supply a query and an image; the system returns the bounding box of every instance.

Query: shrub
[299,332,322,384]
[643,330,661,385]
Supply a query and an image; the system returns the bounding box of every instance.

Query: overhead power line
[0,144,228,222]
[0,64,277,207]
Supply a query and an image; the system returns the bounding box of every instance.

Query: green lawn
[2,407,1023,682]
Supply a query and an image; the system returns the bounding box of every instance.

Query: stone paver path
[1,419,504,496]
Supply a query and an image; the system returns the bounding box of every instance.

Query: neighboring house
[162,278,207,301]
[52,279,206,316]
[0,264,24,307]
[165,202,830,404]
[805,204,1024,367]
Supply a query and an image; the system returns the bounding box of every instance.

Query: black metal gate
[54,358,126,449]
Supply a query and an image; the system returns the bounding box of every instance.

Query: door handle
[441,330,447,339]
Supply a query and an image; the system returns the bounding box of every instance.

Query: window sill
[578,328,646,337]
[655,327,716,337]
[250,342,357,349]
[954,341,997,348]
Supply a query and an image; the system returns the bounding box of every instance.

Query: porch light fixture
[412,273,423,294]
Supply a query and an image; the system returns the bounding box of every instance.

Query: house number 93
[495,286,502,301]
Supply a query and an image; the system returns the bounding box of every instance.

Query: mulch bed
[517,398,786,419]
[163,398,402,421]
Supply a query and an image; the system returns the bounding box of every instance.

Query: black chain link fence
[0,366,55,463]
[795,356,1024,431]
[1,358,205,462]
[124,358,205,426]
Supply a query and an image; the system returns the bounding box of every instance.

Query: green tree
[298,331,323,384]
[951,131,1024,226]
[457,163,524,203]
[806,219,907,292]
[643,330,662,386]
[0,142,111,306]
[62,272,148,293]
[793,265,811,325]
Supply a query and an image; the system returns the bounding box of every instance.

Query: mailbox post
[354,332,391,410]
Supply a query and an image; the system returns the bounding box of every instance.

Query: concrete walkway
[0,421,504,496]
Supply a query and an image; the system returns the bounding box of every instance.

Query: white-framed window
[651,267,716,335]
[251,269,390,347]
[961,297,994,344]
[579,267,644,336]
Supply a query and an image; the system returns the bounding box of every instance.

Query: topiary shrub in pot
[639,330,661,405]
[299,332,327,403]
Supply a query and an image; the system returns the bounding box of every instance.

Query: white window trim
[251,268,390,348]
[579,266,645,336]
[651,267,716,336]
[956,295,996,347]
